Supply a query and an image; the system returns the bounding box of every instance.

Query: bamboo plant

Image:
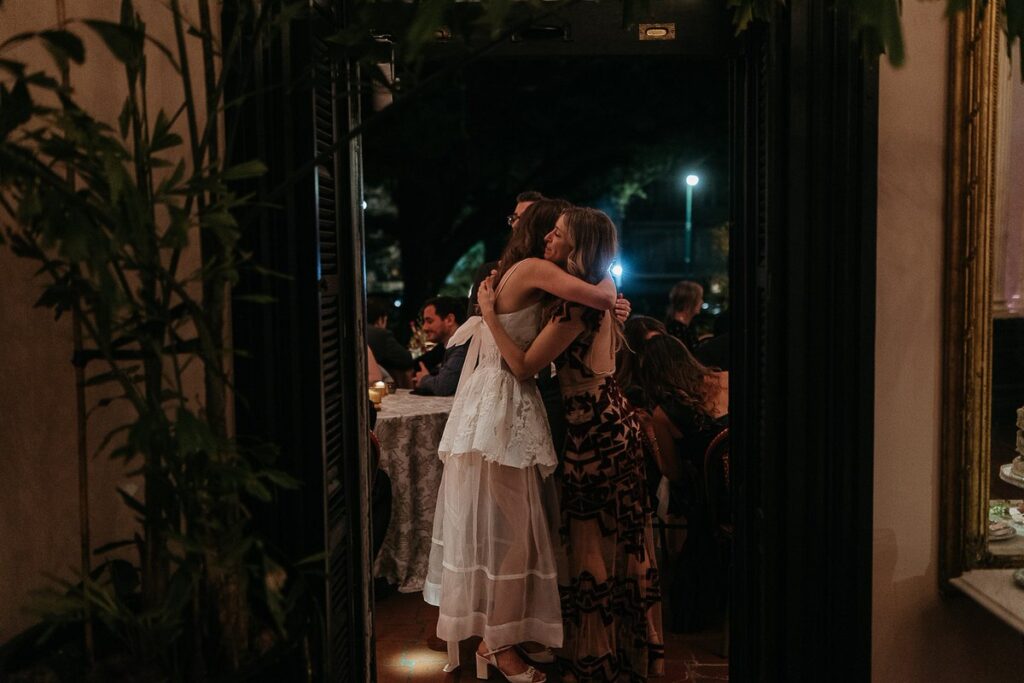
[0,0,307,677]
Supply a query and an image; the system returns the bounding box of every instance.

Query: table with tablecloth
[372,389,453,593]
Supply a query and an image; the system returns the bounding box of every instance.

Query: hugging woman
[424,199,621,683]
[480,207,664,682]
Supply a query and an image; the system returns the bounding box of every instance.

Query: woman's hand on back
[478,278,496,318]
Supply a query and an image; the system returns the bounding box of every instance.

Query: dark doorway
[365,52,733,683]
[226,0,877,679]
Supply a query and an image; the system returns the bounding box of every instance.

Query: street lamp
[684,174,699,268]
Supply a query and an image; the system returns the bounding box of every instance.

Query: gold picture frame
[940,0,1024,585]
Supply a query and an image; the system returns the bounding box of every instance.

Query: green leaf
[23,71,60,90]
[260,469,300,489]
[222,160,268,181]
[118,97,132,139]
[0,58,25,77]
[39,30,85,67]
[244,478,272,502]
[94,423,133,458]
[149,109,183,153]
[161,203,189,249]
[108,445,135,462]
[82,20,143,66]
[93,538,136,555]
[0,80,33,137]
[176,407,214,455]
[84,367,139,388]
[103,152,126,203]
[116,487,147,516]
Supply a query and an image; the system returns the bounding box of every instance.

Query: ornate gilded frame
[940,0,1019,586]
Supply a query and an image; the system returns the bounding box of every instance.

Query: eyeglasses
[506,214,518,227]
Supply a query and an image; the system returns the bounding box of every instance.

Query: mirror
[941,0,1024,580]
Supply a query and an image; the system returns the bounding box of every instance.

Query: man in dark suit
[412,296,469,396]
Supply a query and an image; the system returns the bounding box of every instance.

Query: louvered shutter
[311,0,373,680]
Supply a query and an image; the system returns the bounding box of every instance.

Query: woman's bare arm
[517,258,617,310]
[478,278,583,380]
[651,407,685,482]
[367,346,383,384]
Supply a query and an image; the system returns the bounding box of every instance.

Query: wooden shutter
[311,0,373,679]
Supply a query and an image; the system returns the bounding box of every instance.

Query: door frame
[226,0,878,679]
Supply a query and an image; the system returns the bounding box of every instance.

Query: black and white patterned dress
[552,301,665,682]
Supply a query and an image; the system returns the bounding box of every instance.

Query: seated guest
[616,315,668,408]
[367,296,415,385]
[635,333,728,633]
[665,280,704,351]
[694,310,729,371]
[412,296,468,396]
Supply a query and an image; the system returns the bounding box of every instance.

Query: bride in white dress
[423,200,618,682]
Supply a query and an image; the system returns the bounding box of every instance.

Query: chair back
[703,426,731,539]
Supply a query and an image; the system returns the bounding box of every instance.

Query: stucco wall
[873,1,1023,679]
[0,0,206,639]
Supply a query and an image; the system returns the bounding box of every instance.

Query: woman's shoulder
[499,257,546,284]
[513,257,548,273]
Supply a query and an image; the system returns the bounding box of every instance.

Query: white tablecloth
[373,390,453,592]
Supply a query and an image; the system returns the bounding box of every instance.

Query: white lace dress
[422,296,563,650]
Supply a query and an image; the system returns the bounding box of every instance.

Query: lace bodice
[474,304,543,368]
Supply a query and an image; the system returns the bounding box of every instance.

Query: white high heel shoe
[475,645,546,682]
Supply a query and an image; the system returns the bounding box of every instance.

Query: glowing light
[686,174,700,187]
[393,299,402,308]
[611,263,624,278]
[360,199,368,210]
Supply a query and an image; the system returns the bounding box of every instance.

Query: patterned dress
[553,302,665,682]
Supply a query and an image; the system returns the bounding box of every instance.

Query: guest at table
[665,280,704,352]
[635,333,728,633]
[616,315,668,408]
[694,310,730,371]
[367,296,415,385]
[412,296,468,396]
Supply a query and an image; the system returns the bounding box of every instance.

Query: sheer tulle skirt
[424,454,564,648]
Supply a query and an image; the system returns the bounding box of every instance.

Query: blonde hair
[560,207,618,284]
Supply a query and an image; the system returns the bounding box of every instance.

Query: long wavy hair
[558,207,618,285]
[635,333,719,419]
[616,316,667,404]
[542,207,622,359]
[492,198,571,285]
